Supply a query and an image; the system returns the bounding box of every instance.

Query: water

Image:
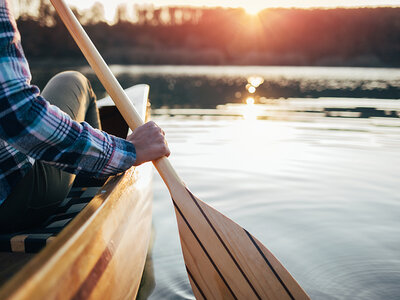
[31,65,400,299]
[139,102,400,299]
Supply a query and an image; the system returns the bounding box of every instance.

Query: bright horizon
[66,0,400,21]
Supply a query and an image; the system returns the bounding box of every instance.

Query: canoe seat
[0,176,106,254]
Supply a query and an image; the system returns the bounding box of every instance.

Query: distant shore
[19,6,400,68]
[27,54,397,69]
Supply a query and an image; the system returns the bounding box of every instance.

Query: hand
[127,121,170,166]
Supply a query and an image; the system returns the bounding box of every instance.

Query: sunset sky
[66,0,400,20]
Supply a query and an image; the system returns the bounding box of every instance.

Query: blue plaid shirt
[0,1,136,204]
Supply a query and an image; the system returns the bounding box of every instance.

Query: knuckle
[151,129,160,137]
[145,121,153,128]
[164,145,170,154]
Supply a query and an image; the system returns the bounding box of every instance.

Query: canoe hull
[0,164,152,300]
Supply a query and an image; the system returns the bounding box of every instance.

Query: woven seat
[0,177,106,253]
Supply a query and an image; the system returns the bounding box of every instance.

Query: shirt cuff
[100,135,136,176]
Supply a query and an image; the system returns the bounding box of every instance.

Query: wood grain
[0,253,35,287]
[173,189,310,300]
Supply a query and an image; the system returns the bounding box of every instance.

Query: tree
[38,0,55,26]
[80,2,106,25]
[114,3,129,24]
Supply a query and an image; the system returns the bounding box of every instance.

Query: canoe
[0,84,153,300]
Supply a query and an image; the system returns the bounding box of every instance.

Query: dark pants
[0,71,100,233]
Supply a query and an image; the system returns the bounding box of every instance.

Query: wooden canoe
[0,84,153,300]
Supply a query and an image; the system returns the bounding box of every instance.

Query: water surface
[143,100,400,299]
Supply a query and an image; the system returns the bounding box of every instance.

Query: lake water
[32,65,400,299]
[97,66,400,300]
[143,109,400,300]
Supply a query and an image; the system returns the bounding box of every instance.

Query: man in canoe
[0,1,170,232]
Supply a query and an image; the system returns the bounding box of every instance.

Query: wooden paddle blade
[172,188,310,300]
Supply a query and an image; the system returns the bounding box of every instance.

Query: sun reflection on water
[246,75,264,95]
[246,97,255,105]
[243,97,259,120]
[243,75,265,120]
[248,76,264,88]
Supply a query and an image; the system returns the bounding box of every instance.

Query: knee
[50,71,89,90]
[42,71,96,121]
[47,70,95,105]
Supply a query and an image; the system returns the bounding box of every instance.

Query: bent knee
[42,71,96,121]
[46,70,94,104]
[50,71,88,88]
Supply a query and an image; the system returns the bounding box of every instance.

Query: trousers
[0,71,100,233]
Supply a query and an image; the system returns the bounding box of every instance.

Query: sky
[66,0,400,20]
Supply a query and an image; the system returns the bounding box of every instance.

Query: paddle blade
[172,188,310,300]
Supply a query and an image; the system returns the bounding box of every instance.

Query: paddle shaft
[49,0,182,194]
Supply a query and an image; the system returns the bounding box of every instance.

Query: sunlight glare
[246,83,257,94]
[246,97,255,105]
[66,1,400,23]
[244,5,263,15]
[243,97,258,120]
[248,76,264,88]
[246,76,264,94]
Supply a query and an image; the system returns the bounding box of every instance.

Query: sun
[244,5,265,15]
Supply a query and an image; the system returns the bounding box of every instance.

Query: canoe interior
[0,84,153,299]
[0,253,35,286]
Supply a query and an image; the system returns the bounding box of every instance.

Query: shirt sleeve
[0,3,136,178]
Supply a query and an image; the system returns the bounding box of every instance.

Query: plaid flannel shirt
[0,1,136,204]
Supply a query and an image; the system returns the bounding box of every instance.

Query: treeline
[16,2,400,67]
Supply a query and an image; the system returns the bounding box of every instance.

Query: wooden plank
[10,236,28,253]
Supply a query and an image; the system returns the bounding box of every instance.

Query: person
[0,0,170,232]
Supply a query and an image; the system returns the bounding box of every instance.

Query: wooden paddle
[50,1,310,299]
